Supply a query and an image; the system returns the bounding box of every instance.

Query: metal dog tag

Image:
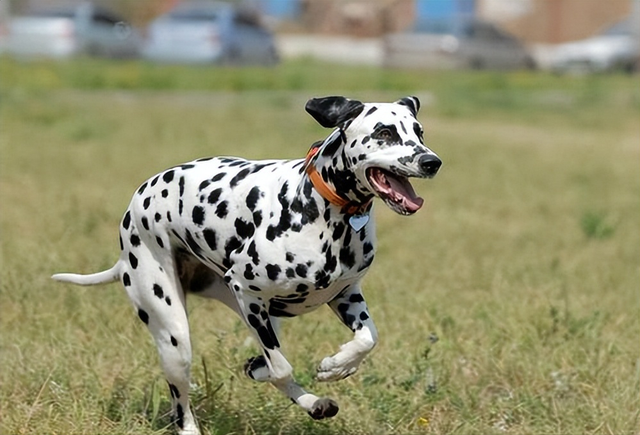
[349,213,370,232]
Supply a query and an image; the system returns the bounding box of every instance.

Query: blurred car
[548,19,640,73]
[142,1,278,65]
[6,3,140,59]
[384,19,535,70]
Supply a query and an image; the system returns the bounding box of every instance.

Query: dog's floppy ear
[396,96,421,117]
[305,96,364,128]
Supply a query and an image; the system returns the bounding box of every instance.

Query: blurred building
[269,0,634,43]
[479,0,633,43]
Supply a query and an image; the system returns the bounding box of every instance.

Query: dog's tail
[52,263,121,286]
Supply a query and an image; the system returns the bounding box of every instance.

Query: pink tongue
[386,175,424,212]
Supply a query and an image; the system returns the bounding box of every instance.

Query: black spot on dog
[212,172,225,182]
[365,106,378,116]
[123,272,131,286]
[215,201,228,219]
[349,293,365,303]
[163,170,174,183]
[176,403,184,429]
[295,263,308,278]
[332,223,345,241]
[171,335,178,346]
[150,175,160,187]
[155,213,162,222]
[253,210,263,227]
[339,247,355,269]
[137,182,148,195]
[129,252,138,269]
[130,234,140,247]
[249,303,261,315]
[203,228,217,250]
[166,211,172,222]
[192,206,205,226]
[247,313,261,329]
[235,218,255,239]
[141,216,149,231]
[286,252,295,262]
[207,188,222,204]
[247,241,260,265]
[161,189,169,198]
[256,325,278,349]
[244,264,255,280]
[266,264,281,281]
[325,248,337,273]
[137,308,149,324]
[143,197,151,210]
[169,383,180,399]
[302,199,320,224]
[122,211,131,229]
[315,270,331,289]
[360,311,369,321]
[165,296,172,306]
[199,179,211,191]
[296,283,308,293]
[179,176,185,197]
[153,284,164,298]
[363,241,373,255]
[230,168,251,187]
[246,186,261,210]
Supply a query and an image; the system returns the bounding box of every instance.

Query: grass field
[1,58,639,435]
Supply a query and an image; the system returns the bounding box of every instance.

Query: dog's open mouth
[366,168,424,215]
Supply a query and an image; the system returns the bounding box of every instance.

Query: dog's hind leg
[121,243,200,435]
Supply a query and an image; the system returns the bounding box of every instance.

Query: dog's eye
[378,129,392,140]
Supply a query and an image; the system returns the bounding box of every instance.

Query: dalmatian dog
[52,96,441,435]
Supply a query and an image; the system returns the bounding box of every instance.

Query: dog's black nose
[418,154,442,177]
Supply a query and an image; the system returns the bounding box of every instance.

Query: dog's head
[306,96,441,215]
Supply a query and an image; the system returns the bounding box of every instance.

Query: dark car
[385,19,535,70]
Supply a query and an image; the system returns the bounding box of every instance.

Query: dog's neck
[303,131,373,214]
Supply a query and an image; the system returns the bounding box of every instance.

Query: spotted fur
[52,96,441,435]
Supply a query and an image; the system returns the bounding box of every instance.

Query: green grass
[1,58,639,434]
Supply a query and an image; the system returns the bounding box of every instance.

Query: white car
[549,19,639,73]
[6,3,140,59]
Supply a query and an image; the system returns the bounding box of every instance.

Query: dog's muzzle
[365,153,441,216]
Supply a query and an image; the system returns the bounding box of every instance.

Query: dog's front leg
[318,283,378,382]
[234,289,339,419]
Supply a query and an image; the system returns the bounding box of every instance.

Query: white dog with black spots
[53,96,442,435]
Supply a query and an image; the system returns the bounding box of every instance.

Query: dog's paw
[316,355,359,382]
[308,397,339,420]
[244,355,270,382]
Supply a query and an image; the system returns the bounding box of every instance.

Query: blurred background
[1,1,639,434]
[1,0,639,72]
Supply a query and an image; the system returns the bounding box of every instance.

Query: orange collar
[304,146,372,215]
